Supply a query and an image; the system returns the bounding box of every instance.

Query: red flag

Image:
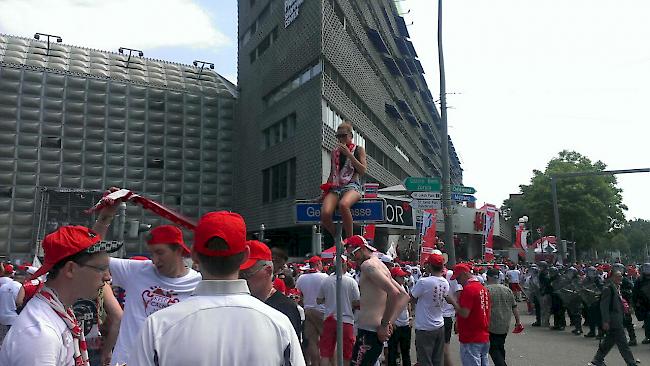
[420,209,437,265]
[484,210,496,261]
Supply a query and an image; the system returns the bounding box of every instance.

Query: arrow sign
[411,191,441,200]
[403,177,441,192]
[451,193,476,202]
[451,185,476,194]
[409,199,442,210]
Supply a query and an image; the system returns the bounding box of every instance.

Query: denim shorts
[459,342,490,366]
[332,181,362,196]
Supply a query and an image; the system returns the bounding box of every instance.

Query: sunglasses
[335,133,349,138]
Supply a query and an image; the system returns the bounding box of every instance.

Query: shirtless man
[344,235,410,366]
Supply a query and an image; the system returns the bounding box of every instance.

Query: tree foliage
[502,150,627,252]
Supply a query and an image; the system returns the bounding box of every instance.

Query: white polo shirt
[109,258,202,365]
[296,271,328,312]
[317,273,360,324]
[129,280,305,366]
[506,269,521,284]
[0,279,22,325]
[0,295,74,365]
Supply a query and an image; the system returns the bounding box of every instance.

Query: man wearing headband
[0,226,121,365]
[345,235,409,366]
[129,211,305,365]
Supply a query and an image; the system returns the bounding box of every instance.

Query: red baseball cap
[129,256,150,261]
[31,226,122,279]
[390,267,409,277]
[425,254,445,267]
[147,225,190,255]
[3,264,14,274]
[193,211,247,257]
[450,263,472,280]
[344,235,377,252]
[240,240,272,270]
[306,255,322,264]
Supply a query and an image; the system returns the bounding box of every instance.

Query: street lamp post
[33,33,62,55]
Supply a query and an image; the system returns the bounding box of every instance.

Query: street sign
[403,177,441,192]
[451,185,476,194]
[409,199,442,210]
[295,199,386,224]
[375,195,416,230]
[451,193,476,202]
[410,191,441,200]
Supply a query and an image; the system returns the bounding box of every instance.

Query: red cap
[306,255,322,264]
[193,211,247,257]
[450,263,472,280]
[31,226,122,279]
[240,240,272,270]
[147,225,190,255]
[3,264,14,274]
[344,235,377,252]
[390,267,409,277]
[425,254,445,267]
[288,288,303,298]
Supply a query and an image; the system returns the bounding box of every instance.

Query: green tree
[502,150,627,254]
[623,219,650,259]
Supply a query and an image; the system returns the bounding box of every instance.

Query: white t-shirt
[129,280,305,366]
[317,273,360,324]
[506,269,521,283]
[395,284,410,327]
[442,270,462,318]
[296,272,328,312]
[110,258,201,365]
[411,275,449,331]
[0,279,21,325]
[0,295,74,365]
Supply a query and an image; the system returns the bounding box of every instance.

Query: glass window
[300,70,311,85]
[289,159,296,197]
[281,119,288,140]
[272,125,280,145]
[258,35,270,55]
[271,165,281,200]
[277,162,288,199]
[262,168,270,203]
[311,61,323,77]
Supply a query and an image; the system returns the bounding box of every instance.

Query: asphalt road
[415,303,650,366]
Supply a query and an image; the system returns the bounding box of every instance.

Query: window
[263,59,322,106]
[148,158,164,168]
[262,158,297,203]
[250,26,279,64]
[41,136,61,148]
[263,113,297,149]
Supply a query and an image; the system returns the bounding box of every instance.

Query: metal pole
[550,177,563,264]
[334,223,344,366]
[260,223,265,242]
[117,202,127,257]
[437,0,455,267]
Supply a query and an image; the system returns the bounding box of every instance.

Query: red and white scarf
[331,143,356,187]
[36,286,89,366]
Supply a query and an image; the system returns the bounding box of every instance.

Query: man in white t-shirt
[317,257,360,366]
[0,264,24,344]
[0,226,121,365]
[411,253,450,366]
[102,224,202,365]
[506,265,522,301]
[296,255,329,365]
[443,269,462,366]
[129,211,305,366]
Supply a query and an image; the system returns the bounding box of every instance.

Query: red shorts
[509,283,522,292]
[319,315,355,359]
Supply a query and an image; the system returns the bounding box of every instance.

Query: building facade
[236,0,463,255]
[0,34,236,258]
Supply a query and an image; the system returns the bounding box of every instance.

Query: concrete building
[0,34,236,259]
[236,0,463,255]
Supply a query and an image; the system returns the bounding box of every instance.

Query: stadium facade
[0,34,237,258]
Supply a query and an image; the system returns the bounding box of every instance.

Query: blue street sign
[295,200,386,224]
[451,193,477,202]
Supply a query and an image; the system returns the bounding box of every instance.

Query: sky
[0,0,647,220]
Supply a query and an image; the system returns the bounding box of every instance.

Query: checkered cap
[86,240,123,254]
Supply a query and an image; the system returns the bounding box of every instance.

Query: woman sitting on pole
[320,121,367,240]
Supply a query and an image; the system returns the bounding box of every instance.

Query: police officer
[584,266,604,338]
[612,263,637,346]
[538,261,553,328]
[527,265,543,327]
[549,266,566,330]
[632,263,650,344]
[563,267,584,335]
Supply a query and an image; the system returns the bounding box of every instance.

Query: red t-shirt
[456,278,491,343]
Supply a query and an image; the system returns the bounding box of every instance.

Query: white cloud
[0,0,230,52]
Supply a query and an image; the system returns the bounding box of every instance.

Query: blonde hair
[338,121,353,134]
